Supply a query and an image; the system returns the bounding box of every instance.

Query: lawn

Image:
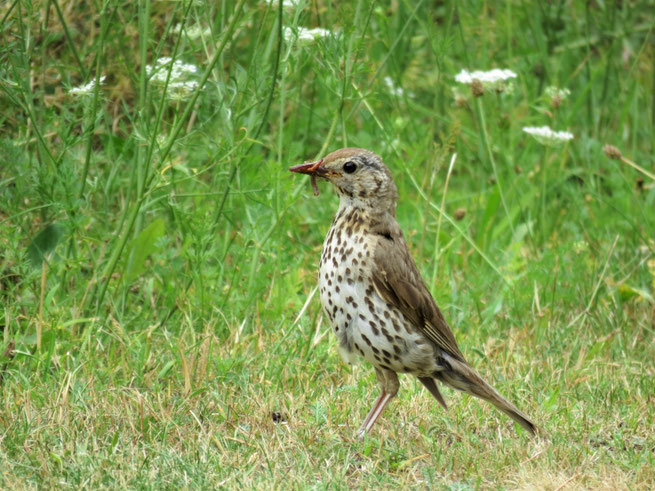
[1,0,654,488]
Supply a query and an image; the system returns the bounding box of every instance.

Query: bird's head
[289,147,398,215]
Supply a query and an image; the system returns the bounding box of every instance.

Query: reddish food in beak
[289,159,323,174]
[289,159,324,196]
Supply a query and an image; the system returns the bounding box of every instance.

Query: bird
[289,147,537,438]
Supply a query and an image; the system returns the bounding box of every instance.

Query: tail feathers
[418,376,448,410]
[436,356,538,436]
[495,401,537,436]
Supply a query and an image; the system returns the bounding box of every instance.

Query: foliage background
[1,0,654,488]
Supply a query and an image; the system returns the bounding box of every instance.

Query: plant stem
[89,0,247,314]
[475,97,515,235]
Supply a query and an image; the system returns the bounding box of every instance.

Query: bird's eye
[343,161,357,174]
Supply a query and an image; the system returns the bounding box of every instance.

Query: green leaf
[617,283,654,303]
[544,386,560,410]
[27,223,63,267]
[479,187,500,249]
[585,339,608,362]
[124,219,166,284]
[157,360,175,379]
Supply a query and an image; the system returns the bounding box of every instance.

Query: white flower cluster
[268,0,301,8]
[69,76,106,96]
[545,86,571,100]
[545,85,571,108]
[147,57,198,82]
[383,77,404,97]
[455,69,517,86]
[147,57,199,100]
[573,240,589,254]
[284,26,331,46]
[452,68,575,149]
[522,126,574,146]
[172,23,212,40]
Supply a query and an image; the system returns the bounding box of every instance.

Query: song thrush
[290,148,536,437]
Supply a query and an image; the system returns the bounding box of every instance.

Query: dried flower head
[470,79,484,97]
[451,86,468,107]
[522,126,574,146]
[602,145,655,182]
[545,86,570,108]
[603,145,622,160]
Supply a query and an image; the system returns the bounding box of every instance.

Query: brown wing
[370,215,466,363]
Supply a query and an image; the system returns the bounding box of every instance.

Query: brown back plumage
[369,215,466,363]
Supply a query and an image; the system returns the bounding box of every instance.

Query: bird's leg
[357,368,399,438]
[357,391,395,438]
[357,390,387,437]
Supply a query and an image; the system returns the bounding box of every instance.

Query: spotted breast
[318,203,437,374]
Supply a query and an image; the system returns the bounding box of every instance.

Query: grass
[1,0,654,488]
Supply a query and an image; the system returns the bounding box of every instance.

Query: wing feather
[370,216,466,362]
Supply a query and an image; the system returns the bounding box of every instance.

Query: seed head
[545,86,570,109]
[603,145,622,160]
[470,79,484,97]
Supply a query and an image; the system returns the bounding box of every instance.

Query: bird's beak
[289,159,324,175]
[289,159,331,196]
